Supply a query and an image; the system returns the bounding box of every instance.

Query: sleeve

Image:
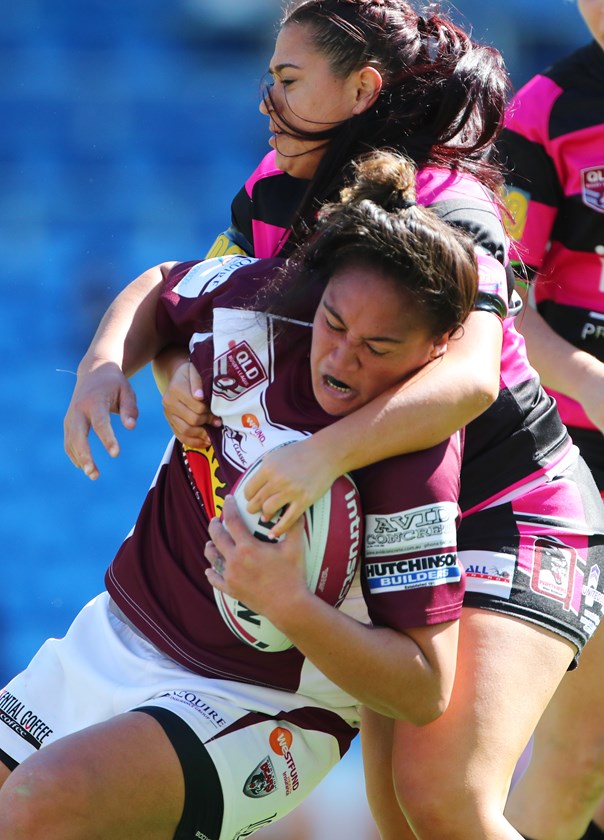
[356,436,465,631]
[419,169,511,320]
[204,223,254,260]
[498,76,563,273]
[204,153,310,260]
[155,256,263,345]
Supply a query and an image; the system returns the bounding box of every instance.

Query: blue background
[0,4,589,834]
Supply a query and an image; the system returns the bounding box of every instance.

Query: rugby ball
[214,456,363,652]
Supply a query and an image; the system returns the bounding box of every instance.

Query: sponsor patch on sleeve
[365,552,462,594]
[364,502,458,558]
[363,502,461,594]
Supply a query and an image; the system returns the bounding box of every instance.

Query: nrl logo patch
[581,166,604,214]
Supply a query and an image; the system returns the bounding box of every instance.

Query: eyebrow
[270,62,303,74]
[324,301,403,344]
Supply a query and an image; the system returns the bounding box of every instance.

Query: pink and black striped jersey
[499,40,604,432]
[208,152,571,515]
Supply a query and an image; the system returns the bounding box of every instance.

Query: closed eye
[365,343,389,357]
[325,315,345,333]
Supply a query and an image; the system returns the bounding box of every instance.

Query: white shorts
[0,592,359,840]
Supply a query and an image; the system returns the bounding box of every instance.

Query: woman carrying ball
[62,2,604,838]
[0,152,480,839]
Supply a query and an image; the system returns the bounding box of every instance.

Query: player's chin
[316,392,365,417]
[274,142,323,180]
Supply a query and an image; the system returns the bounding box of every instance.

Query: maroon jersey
[106,257,464,702]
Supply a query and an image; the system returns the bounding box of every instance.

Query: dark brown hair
[264,0,510,240]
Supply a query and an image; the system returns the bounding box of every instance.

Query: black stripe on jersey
[537,299,604,363]
[566,426,604,491]
[231,186,255,255]
[498,130,563,208]
[251,174,308,230]
[460,379,569,513]
[230,175,308,258]
[428,197,507,264]
[546,42,604,140]
[548,91,604,139]
[552,197,604,253]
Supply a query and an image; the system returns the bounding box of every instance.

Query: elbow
[476,376,499,416]
[417,691,450,725]
[405,690,450,727]
[468,374,499,421]
[388,682,452,726]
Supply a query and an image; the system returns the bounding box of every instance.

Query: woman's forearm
[152,345,190,395]
[269,590,458,722]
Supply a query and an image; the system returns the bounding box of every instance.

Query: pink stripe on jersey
[504,75,562,142]
[415,166,502,214]
[551,392,594,429]
[513,200,557,268]
[462,438,576,517]
[513,476,590,616]
[476,252,508,308]
[500,317,537,389]
[534,241,604,311]
[251,219,290,258]
[244,152,283,196]
[244,153,291,257]
[550,126,604,197]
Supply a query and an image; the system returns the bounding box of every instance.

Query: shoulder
[545,41,602,90]
[506,42,601,141]
[416,166,507,263]
[505,74,562,142]
[164,256,283,303]
[416,166,497,211]
[243,151,286,195]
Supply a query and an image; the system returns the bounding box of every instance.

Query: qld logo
[581,166,604,214]
[213,340,267,400]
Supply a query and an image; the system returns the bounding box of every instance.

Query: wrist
[301,426,350,475]
[265,586,316,636]
[76,353,121,378]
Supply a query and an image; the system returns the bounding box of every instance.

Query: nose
[329,337,361,372]
[259,97,269,116]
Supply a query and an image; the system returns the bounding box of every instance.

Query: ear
[351,66,383,115]
[430,335,450,360]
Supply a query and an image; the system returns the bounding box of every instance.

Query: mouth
[314,371,360,415]
[268,125,283,149]
[323,373,353,395]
